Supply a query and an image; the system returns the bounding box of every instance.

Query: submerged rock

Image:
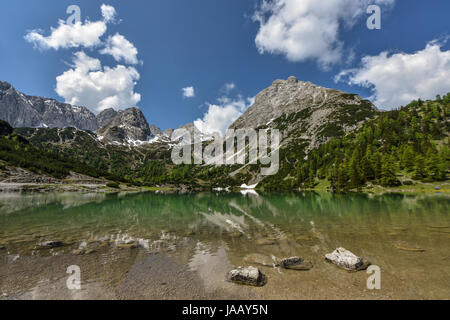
[72,249,84,255]
[325,247,369,271]
[279,257,313,270]
[255,238,277,246]
[226,266,267,287]
[35,241,64,249]
[230,231,243,238]
[394,241,425,252]
[117,242,138,249]
[296,235,313,241]
[243,253,275,267]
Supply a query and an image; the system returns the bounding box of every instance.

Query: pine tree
[374,152,382,180]
[336,163,347,192]
[426,154,446,181]
[412,155,427,180]
[381,155,400,186]
[308,163,315,188]
[401,145,415,172]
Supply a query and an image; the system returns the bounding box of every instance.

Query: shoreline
[0,182,148,193]
[0,181,449,194]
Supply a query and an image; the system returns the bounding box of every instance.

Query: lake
[0,191,449,299]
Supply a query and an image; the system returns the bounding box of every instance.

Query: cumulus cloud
[100,33,139,64]
[25,4,123,51]
[194,96,254,136]
[55,51,141,113]
[182,86,195,98]
[25,20,107,50]
[335,41,450,109]
[101,4,117,23]
[25,5,143,113]
[253,0,395,68]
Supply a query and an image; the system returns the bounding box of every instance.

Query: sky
[0,0,449,133]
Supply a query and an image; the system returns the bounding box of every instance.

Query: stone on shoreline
[325,247,369,271]
[279,257,313,270]
[226,266,267,287]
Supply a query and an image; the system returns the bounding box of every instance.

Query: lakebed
[0,191,449,300]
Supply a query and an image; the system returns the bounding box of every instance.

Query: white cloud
[100,33,139,64]
[25,20,107,50]
[182,86,195,98]
[25,5,143,113]
[194,96,254,136]
[101,4,117,23]
[335,41,450,109]
[24,4,122,52]
[253,0,395,68]
[223,82,236,93]
[55,51,141,113]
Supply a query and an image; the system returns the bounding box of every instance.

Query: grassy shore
[287,178,450,194]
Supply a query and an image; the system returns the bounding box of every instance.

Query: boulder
[325,247,369,271]
[226,266,266,287]
[279,257,313,270]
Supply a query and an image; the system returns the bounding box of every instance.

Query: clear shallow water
[0,191,449,299]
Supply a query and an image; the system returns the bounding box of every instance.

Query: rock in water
[243,253,275,267]
[325,247,369,271]
[117,242,138,249]
[35,241,64,249]
[255,238,277,246]
[394,241,425,252]
[279,257,313,270]
[226,266,267,287]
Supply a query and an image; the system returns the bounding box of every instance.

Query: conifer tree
[381,155,400,186]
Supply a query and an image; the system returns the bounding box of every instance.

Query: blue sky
[0,0,449,132]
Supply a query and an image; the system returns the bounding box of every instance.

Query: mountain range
[0,77,376,147]
[0,80,172,144]
[0,77,448,190]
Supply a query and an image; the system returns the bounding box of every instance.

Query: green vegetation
[0,122,121,181]
[291,94,450,192]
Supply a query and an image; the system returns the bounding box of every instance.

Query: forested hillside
[261,94,450,191]
[0,120,121,181]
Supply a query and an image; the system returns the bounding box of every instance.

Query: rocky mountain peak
[0,81,98,131]
[230,76,377,149]
[96,108,118,128]
[97,107,152,143]
[149,124,162,137]
[0,81,12,93]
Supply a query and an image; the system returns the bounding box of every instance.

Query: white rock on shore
[226,266,266,287]
[325,247,370,271]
